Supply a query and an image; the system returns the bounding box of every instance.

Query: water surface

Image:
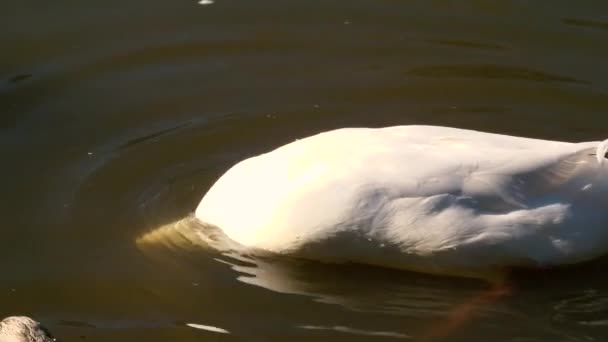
[3,0,608,340]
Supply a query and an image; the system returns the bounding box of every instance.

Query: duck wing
[462,144,598,211]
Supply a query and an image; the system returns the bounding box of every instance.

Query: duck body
[0,317,55,342]
[196,126,608,276]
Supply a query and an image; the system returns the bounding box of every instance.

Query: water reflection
[137,217,608,341]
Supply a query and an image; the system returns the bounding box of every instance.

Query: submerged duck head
[0,316,56,342]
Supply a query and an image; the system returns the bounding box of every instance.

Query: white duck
[196,125,608,278]
[0,317,55,342]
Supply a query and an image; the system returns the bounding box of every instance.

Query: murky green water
[3,1,608,340]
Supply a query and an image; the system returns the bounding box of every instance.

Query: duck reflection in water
[139,125,608,340]
[138,216,608,341]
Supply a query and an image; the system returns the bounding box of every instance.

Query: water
[3,0,608,340]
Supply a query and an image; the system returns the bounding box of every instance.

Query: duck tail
[596,139,608,165]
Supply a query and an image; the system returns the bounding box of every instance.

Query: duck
[195,125,608,278]
[0,316,56,342]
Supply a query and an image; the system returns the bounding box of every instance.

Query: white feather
[597,139,608,165]
[195,126,608,276]
[0,317,55,342]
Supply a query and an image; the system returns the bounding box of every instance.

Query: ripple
[408,64,588,84]
[8,73,32,84]
[0,73,34,96]
[562,18,608,32]
[116,121,193,150]
[136,214,608,341]
[553,289,608,327]
[427,39,506,51]
[299,325,410,339]
[136,215,492,317]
